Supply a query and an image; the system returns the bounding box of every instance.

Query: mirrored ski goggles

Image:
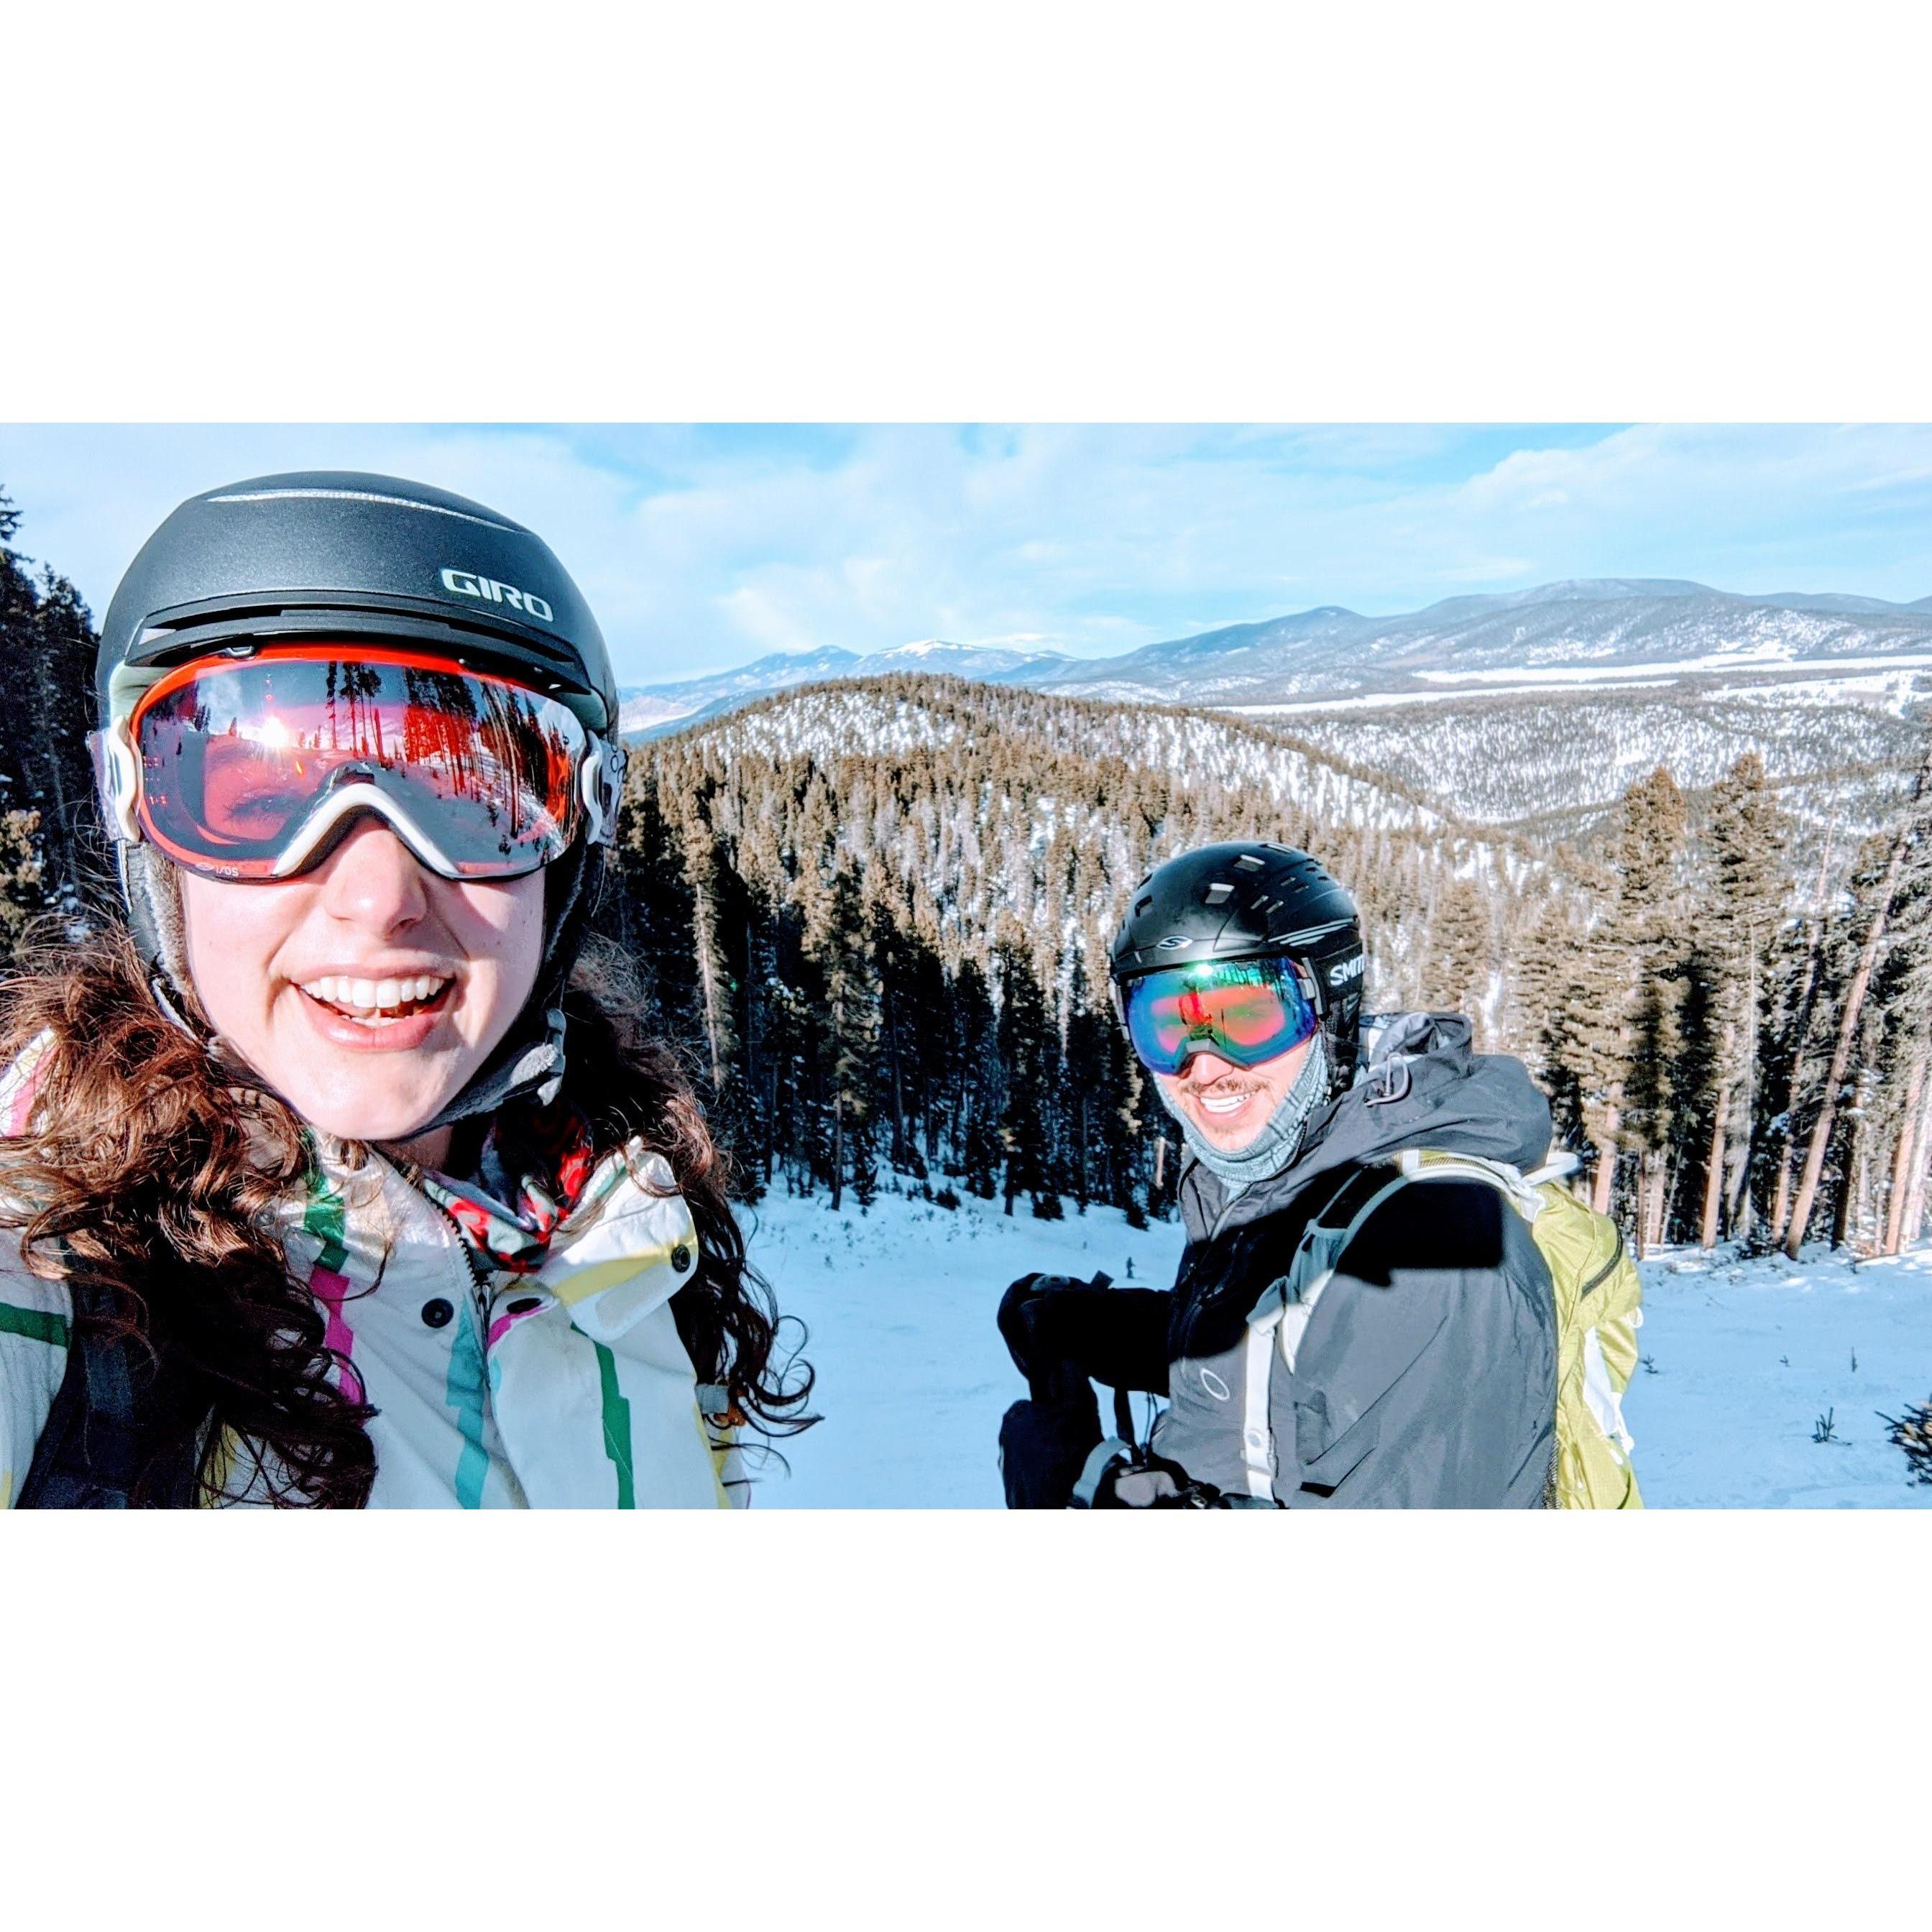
[101,645,607,881]
[1119,955,1320,1075]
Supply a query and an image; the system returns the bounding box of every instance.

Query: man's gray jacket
[1143,1013,1558,1506]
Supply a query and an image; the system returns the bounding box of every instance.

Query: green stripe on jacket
[0,1302,69,1348]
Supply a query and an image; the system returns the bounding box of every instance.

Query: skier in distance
[998,840,1586,1508]
[0,472,810,1507]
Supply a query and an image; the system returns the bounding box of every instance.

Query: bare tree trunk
[1725,1144,1752,1243]
[1700,1115,1727,1250]
[1726,951,1760,1237]
[1770,806,1842,1247]
[884,988,908,1171]
[1885,1054,1928,1255]
[1904,1076,1932,1250]
[1770,1142,1797,1247]
[830,981,846,1212]
[1831,1107,1860,1251]
[679,825,732,1095]
[1785,747,1932,1259]
[1700,1018,1736,1250]
[1633,1158,1649,1261]
[1590,1088,1622,1216]
[1854,1077,1877,1246]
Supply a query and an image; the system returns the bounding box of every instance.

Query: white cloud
[4,421,1931,686]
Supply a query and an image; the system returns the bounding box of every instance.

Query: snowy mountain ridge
[1035,583,1932,707]
[622,579,1932,733]
[620,638,1068,734]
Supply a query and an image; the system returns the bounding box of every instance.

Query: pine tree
[1692,753,1787,1247]
[954,958,1004,1200]
[994,944,1062,1218]
[1764,799,1843,1248]
[1430,874,1493,1034]
[0,490,106,934]
[1548,770,1688,1218]
[1062,953,1114,1213]
[677,803,738,1096]
[807,863,882,1212]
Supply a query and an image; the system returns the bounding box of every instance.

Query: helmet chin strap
[121,843,206,1040]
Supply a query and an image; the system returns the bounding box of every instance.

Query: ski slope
[741,1184,1932,1509]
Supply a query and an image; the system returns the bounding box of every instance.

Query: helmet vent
[1203,882,1233,906]
[1233,852,1265,872]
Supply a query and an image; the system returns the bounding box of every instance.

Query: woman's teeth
[300,973,451,1024]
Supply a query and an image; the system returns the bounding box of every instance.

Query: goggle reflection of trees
[162,663,581,855]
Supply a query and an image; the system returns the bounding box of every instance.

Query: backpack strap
[1390,1147,1552,1222]
[1229,1165,1394,1501]
[14,1281,206,1509]
[1275,1164,1420,1368]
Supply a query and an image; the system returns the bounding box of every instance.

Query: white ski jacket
[0,1036,743,1509]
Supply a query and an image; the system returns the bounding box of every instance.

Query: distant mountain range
[618,638,1068,733]
[621,580,1932,736]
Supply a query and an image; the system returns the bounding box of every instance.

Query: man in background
[998,840,1560,1508]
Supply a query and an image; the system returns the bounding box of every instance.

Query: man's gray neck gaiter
[1161,1032,1333,1192]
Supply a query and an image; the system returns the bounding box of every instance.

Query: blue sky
[4,423,1931,687]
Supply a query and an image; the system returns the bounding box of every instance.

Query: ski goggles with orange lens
[98,646,613,881]
[1118,955,1321,1075]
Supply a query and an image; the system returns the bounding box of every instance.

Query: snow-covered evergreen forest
[608,671,1932,1269]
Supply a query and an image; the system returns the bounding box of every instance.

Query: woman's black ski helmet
[1108,842,1366,1095]
[93,471,627,1123]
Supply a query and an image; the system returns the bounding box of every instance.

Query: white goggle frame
[91,715,627,881]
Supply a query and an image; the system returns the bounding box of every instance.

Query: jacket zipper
[396,1156,497,1317]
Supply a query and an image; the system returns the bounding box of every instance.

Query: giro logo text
[439,568,554,624]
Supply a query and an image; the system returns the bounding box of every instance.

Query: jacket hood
[1177,1011,1554,1240]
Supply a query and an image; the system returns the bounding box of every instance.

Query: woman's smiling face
[177,816,544,1159]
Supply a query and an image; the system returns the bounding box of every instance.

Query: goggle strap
[88,722,143,845]
[578,737,627,846]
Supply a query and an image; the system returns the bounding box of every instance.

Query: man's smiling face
[1152,1034,1315,1153]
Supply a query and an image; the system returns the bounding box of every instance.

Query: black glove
[998,1387,1103,1509]
[995,1273,1112,1507]
[996,1272,1179,1509]
[997,1273,1175,1400]
[1091,1450,1228,1509]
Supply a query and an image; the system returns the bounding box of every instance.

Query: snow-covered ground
[740,1184,1932,1509]
[740,1184,1179,1507]
[1633,1243,1932,1507]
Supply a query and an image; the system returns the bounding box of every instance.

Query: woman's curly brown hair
[0,919,813,1506]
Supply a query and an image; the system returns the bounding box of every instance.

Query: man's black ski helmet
[94,471,627,1125]
[1108,841,1366,1094]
